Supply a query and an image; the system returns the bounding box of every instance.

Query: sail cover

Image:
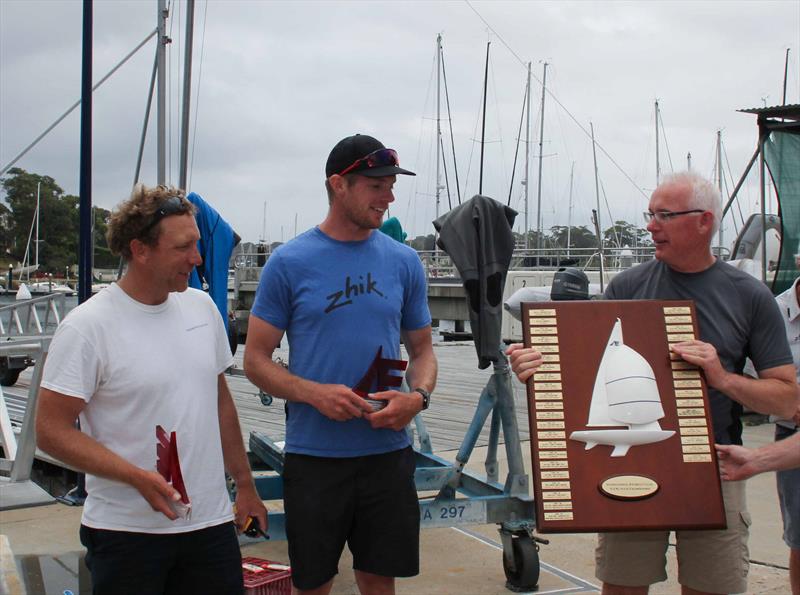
[434,195,517,369]
[187,192,239,330]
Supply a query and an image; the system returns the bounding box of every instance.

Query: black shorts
[79,521,243,595]
[283,446,420,590]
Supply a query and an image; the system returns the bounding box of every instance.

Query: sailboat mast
[156,0,167,185]
[479,42,490,195]
[687,152,692,171]
[716,130,724,250]
[535,62,548,256]
[178,0,195,191]
[783,48,790,105]
[35,182,40,273]
[435,34,442,242]
[524,62,531,249]
[654,99,660,186]
[567,162,574,259]
[591,121,604,293]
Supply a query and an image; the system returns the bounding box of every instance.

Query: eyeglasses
[143,195,186,234]
[643,209,705,224]
[337,148,400,176]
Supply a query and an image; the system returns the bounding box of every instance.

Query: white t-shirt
[41,283,235,533]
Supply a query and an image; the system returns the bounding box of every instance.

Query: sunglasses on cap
[337,148,400,176]
[142,195,187,234]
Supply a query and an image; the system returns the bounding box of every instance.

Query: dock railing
[0,293,67,339]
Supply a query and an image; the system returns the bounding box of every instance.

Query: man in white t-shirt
[36,184,266,595]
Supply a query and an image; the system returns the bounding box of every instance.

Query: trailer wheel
[503,533,540,592]
[1,358,21,387]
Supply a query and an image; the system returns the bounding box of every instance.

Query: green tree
[1,168,80,273]
[548,225,599,249]
[602,220,651,248]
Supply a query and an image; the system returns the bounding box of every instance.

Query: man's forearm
[217,377,258,488]
[717,372,798,420]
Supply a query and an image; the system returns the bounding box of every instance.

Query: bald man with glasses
[507,172,798,595]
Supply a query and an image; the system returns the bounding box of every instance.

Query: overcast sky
[1,0,798,248]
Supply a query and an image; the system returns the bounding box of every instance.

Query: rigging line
[188,0,209,191]
[440,47,462,205]
[0,29,157,177]
[466,1,646,199]
[489,50,509,191]
[407,48,438,234]
[658,107,674,173]
[600,180,620,248]
[464,0,526,67]
[440,135,453,211]
[507,78,528,206]
[721,138,746,231]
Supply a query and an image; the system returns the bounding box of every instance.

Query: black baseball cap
[325,134,415,178]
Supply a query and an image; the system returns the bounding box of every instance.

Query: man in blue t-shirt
[244,134,437,594]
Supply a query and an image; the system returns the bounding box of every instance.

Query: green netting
[764,130,800,294]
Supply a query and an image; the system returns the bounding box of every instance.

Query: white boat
[569,318,674,457]
[26,282,76,296]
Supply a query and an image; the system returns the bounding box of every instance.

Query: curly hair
[106,184,196,259]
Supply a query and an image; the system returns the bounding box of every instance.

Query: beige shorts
[595,480,750,593]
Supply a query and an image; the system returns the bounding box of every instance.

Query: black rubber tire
[503,535,540,591]
[0,358,21,387]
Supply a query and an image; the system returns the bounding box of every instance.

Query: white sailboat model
[570,318,674,457]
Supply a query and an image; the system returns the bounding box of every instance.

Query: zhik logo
[325,272,384,314]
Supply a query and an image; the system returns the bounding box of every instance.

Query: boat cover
[433,195,517,369]
[187,192,238,330]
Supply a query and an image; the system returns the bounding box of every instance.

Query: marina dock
[0,342,792,594]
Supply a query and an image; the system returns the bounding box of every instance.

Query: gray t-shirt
[605,258,792,444]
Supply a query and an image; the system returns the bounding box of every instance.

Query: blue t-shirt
[250,227,432,456]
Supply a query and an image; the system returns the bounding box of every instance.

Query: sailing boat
[569,318,674,457]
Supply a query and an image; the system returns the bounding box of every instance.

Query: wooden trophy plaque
[522,300,726,533]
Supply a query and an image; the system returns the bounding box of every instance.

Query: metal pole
[655,99,660,185]
[157,0,168,185]
[591,121,603,286]
[479,42,490,195]
[178,0,195,191]
[79,0,93,306]
[759,130,767,283]
[35,182,40,272]
[567,162,574,259]
[435,34,442,253]
[524,62,531,250]
[535,62,547,258]
[717,130,724,250]
[687,151,692,171]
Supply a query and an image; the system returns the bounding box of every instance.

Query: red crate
[242,556,292,595]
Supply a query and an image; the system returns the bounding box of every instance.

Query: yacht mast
[34,182,41,275]
[567,162,574,259]
[479,42,490,194]
[157,0,167,185]
[591,121,604,292]
[435,34,442,253]
[179,0,195,191]
[524,62,531,249]
[654,99,660,186]
[535,62,548,257]
[716,130,724,250]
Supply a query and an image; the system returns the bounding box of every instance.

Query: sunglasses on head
[337,148,400,176]
[143,195,186,234]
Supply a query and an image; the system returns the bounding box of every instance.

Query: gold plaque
[678,418,707,427]
[530,326,558,335]
[683,454,713,463]
[665,324,694,333]
[599,475,660,501]
[680,427,709,435]
[533,372,562,381]
[536,411,564,420]
[539,460,569,469]
[531,336,559,344]
[664,315,692,323]
[537,430,566,439]
[538,345,560,353]
[529,317,558,325]
[537,449,567,458]
[541,471,570,479]
[541,354,560,362]
[673,371,701,379]
[530,308,557,316]
[543,501,572,510]
[663,306,691,314]
[534,382,563,391]
[682,444,711,453]
[544,512,574,521]
[534,392,563,400]
[541,491,572,500]
[677,408,706,417]
[535,401,564,410]
[536,421,565,430]
[541,481,571,490]
[671,361,698,370]
[681,436,709,445]
[675,389,702,397]
[537,363,561,372]
[538,440,567,449]
[668,333,696,342]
